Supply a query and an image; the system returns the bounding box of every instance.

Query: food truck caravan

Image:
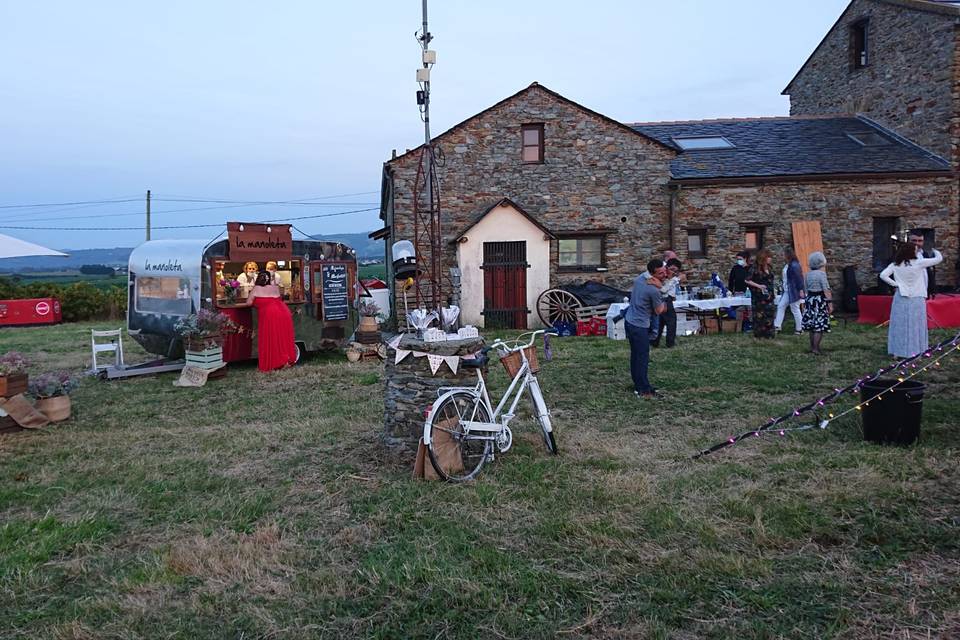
[127,222,361,362]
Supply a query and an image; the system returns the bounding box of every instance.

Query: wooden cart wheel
[536,289,582,327]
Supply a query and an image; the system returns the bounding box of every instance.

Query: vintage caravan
[128,223,359,361]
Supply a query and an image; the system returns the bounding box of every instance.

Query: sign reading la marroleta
[227,222,293,260]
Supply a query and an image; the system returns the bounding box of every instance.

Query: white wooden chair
[91,328,125,372]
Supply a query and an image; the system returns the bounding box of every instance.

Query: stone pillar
[382,334,485,452]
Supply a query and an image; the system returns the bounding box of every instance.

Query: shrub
[0,351,30,376]
[0,278,127,321]
[28,371,79,398]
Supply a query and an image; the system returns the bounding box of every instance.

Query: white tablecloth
[674,296,751,311]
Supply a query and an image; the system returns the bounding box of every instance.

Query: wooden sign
[227,222,292,260]
[791,221,823,275]
[320,262,349,321]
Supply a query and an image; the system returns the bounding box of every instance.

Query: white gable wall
[456,203,550,328]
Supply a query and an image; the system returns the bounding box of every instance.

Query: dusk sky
[0,0,849,250]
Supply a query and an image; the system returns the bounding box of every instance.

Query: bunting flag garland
[388,334,405,350]
[692,330,960,460]
[394,349,411,364]
[443,355,459,374]
[427,354,444,375]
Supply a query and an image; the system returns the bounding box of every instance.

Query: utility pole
[145,190,151,241]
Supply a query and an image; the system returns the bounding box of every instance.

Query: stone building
[376,0,960,329]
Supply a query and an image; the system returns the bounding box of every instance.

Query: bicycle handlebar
[488,329,557,353]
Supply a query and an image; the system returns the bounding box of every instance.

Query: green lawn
[1,322,958,639]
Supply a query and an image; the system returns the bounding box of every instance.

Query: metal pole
[146,189,151,241]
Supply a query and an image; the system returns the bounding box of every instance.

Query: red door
[482,241,528,329]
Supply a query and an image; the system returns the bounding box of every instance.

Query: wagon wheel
[537,289,582,327]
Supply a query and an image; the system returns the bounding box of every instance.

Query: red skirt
[252,297,297,371]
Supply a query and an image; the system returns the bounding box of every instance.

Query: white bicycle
[422,330,558,481]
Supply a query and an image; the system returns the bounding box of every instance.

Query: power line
[0,207,380,231]
[0,201,380,224]
[0,197,141,210]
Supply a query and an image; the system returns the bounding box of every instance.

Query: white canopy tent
[0,232,68,259]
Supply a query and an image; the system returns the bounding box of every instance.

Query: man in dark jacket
[728,250,751,294]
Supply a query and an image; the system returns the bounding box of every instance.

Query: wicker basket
[499,346,539,378]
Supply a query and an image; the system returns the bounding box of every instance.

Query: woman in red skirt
[237,271,297,371]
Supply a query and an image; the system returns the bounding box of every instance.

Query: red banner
[227,222,292,260]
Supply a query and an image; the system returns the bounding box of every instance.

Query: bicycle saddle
[460,353,488,369]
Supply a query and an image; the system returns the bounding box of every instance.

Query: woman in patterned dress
[801,251,832,355]
[745,248,776,338]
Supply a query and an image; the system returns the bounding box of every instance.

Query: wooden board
[791,221,823,275]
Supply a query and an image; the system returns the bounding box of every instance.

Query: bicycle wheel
[527,377,558,455]
[426,391,493,481]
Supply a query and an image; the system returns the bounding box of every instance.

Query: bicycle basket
[499,345,539,378]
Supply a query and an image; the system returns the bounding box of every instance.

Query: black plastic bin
[860,379,925,445]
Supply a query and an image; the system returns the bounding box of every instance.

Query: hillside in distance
[0,232,384,272]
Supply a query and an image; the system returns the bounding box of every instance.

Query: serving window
[212,258,305,307]
[135,276,192,316]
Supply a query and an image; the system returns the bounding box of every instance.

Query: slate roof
[630,115,951,181]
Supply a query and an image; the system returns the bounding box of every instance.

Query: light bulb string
[692,331,960,459]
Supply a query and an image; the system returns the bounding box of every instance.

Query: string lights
[692,331,960,459]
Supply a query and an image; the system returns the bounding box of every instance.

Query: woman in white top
[880,242,943,357]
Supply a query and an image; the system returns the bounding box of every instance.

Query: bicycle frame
[424,339,538,446]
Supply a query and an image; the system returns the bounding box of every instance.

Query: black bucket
[860,379,925,445]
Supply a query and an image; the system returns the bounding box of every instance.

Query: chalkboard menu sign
[320,263,349,321]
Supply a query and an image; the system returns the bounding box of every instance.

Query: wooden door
[792,221,823,275]
[482,241,528,329]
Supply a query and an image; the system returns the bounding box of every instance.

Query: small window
[850,19,868,69]
[745,227,764,251]
[673,136,735,151]
[522,124,544,163]
[872,217,899,271]
[558,236,604,270]
[687,229,707,258]
[847,131,889,147]
[135,276,192,316]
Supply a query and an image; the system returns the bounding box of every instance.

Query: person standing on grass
[745,249,776,338]
[653,258,684,348]
[774,247,805,335]
[880,241,943,357]
[801,251,833,355]
[624,258,667,398]
[728,250,751,295]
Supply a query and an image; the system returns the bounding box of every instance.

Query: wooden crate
[184,346,224,370]
[0,373,27,398]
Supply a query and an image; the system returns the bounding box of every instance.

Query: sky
[0,0,850,250]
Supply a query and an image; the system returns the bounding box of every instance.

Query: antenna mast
[412,0,444,318]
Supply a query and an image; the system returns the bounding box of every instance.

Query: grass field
[1,321,958,639]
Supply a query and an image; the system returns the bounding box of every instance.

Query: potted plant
[357,299,381,332]
[28,371,78,422]
[174,309,237,351]
[219,278,241,304]
[0,351,30,397]
[174,309,237,370]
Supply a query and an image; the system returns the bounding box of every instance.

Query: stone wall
[382,335,485,452]
[387,84,677,299]
[786,0,957,164]
[674,176,959,289]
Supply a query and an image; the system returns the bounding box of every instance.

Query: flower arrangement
[28,371,78,398]
[357,299,380,317]
[219,278,241,303]
[174,309,238,349]
[0,351,29,376]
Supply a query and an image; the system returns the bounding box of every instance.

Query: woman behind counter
[235,271,298,371]
[880,242,943,357]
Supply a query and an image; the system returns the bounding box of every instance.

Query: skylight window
[847,131,890,147]
[672,136,735,151]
